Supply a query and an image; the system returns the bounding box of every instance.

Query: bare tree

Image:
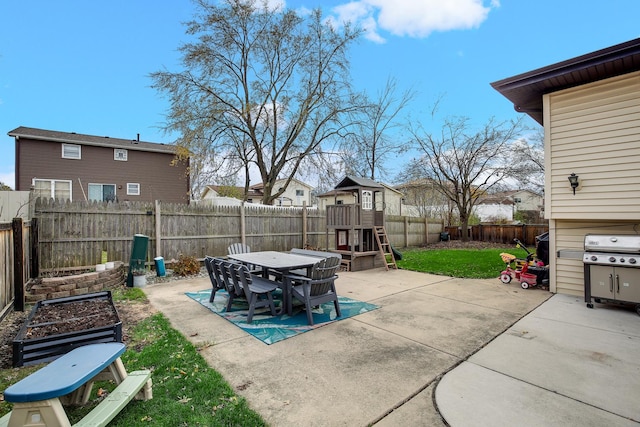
[411,116,525,241]
[340,77,415,181]
[151,0,362,204]
[508,127,545,193]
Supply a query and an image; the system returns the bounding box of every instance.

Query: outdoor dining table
[227,251,321,316]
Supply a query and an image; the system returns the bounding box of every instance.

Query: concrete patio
[143,268,640,426]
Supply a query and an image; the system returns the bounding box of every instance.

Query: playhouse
[320,176,397,271]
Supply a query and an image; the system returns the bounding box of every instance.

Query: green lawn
[397,246,532,279]
[0,289,267,427]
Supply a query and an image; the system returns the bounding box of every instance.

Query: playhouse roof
[334,176,383,190]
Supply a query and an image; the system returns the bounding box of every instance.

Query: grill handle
[609,273,613,293]
[616,274,620,293]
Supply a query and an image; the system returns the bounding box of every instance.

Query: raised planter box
[13,291,122,367]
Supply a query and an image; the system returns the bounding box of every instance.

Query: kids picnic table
[0,342,152,427]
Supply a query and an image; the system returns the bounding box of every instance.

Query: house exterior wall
[16,138,189,204]
[512,190,543,212]
[474,203,513,222]
[382,187,404,216]
[545,71,640,296]
[273,179,312,206]
[551,219,639,295]
[545,71,640,220]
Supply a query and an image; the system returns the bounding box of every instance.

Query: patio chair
[288,248,341,276]
[285,256,342,325]
[227,263,279,323]
[227,243,262,274]
[216,259,248,312]
[204,256,225,303]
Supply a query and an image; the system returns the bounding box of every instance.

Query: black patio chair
[227,263,279,324]
[227,243,262,274]
[204,256,225,303]
[284,256,341,325]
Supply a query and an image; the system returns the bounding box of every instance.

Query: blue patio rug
[185,289,379,345]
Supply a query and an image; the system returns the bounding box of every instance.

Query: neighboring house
[200,179,314,207]
[499,189,543,213]
[475,189,543,222]
[250,178,314,207]
[492,37,640,296]
[9,126,189,204]
[200,185,259,202]
[474,196,514,222]
[379,183,406,216]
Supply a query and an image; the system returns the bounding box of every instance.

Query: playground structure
[321,176,398,271]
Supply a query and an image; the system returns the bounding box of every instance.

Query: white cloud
[330,0,497,43]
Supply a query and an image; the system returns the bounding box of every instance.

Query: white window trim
[32,178,73,201]
[114,148,128,161]
[362,190,373,210]
[127,183,140,196]
[88,183,117,202]
[62,144,81,159]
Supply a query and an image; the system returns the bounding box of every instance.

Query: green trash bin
[127,234,149,287]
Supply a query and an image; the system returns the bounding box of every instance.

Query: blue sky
[1,0,639,189]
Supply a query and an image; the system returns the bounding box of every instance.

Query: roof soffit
[491,38,640,125]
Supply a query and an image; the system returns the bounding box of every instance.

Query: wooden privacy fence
[445,224,549,245]
[34,199,443,271]
[0,219,33,318]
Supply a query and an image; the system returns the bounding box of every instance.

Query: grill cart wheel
[520,281,529,289]
[500,273,512,284]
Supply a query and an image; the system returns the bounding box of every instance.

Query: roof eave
[491,37,640,125]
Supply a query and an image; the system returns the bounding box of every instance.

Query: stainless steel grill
[583,234,640,315]
[583,234,640,267]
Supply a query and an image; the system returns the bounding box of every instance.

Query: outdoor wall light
[568,173,579,195]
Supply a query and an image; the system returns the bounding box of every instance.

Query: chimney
[137,133,140,142]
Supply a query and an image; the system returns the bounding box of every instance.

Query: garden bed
[12,291,122,367]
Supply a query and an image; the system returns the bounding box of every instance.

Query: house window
[296,189,304,197]
[514,197,522,203]
[62,144,81,159]
[127,183,140,195]
[114,149,128,161]
[88,183,116,202]
[33,179,72,201]
[362,190,373,210]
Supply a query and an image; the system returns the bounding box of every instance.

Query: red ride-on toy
[499,239,547,289]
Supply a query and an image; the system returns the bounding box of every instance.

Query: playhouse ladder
[374,226,397,270]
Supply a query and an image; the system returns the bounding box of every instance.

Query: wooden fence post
[30,218,39,279]
[404,216,409,248]
[302,201,308,248]
[155,200,161,256]
[240,202,246,245]
[425,217,429,245]
[12,218,24,312]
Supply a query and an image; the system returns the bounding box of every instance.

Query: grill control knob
[591,255,598,261]
[620,258,626,263]
[630,258,637,264]
[609,256,616,263]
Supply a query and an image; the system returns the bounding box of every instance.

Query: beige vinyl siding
[552,220,640,295]
[545,71,640,220]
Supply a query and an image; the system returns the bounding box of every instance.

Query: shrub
[172,254,201,276]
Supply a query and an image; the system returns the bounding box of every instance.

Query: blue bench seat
[1,342,152,427]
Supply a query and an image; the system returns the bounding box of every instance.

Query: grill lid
[584,234,640,254]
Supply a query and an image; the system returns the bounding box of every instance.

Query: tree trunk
[460,216,469,242]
